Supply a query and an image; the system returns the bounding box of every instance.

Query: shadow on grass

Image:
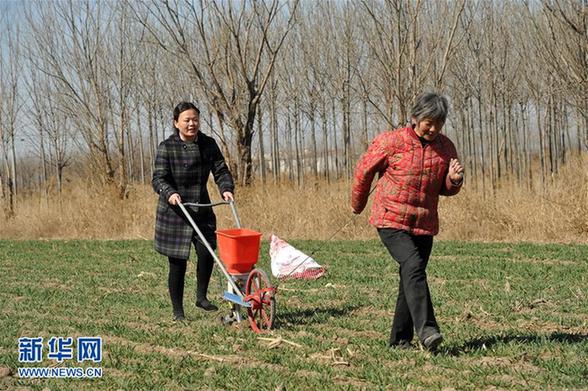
[273,303,361,330]
[442,332,588,356]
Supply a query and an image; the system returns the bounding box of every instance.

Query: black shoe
[196,299,218,312]
[422,332,443,351]
[389,340,413,350]
[173,311,186,321]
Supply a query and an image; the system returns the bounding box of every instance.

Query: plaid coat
[152,132,234,259]
[351,126,462,236]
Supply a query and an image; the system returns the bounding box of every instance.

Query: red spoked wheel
[244,268,276,333]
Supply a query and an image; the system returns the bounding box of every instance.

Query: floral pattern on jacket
[351,126,461,236]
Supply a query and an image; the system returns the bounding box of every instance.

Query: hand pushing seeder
[178,201,276,333]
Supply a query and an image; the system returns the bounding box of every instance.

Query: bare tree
[0,22,22,216]
[26,64,72,196]
[27,0,117,185]
[526,0,588,151]
[103,1,147,198]
[358,0,464,128]
[3,0,587,198]
[133,0,299,186]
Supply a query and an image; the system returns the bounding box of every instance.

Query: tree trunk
[137,108,145,185]
[292,108,300,186]
[286,106,294,182]
[487,97,496,192]
[561,103,567,166]
[39,123,48,200]
[537,101,546,187]
[466,97,477,189]
[0,170,4,200]
[10,127,17,198]
[55,158,63,195]
[148,103,155,181]
[118,110,128,198]
[269,81,280,183]
[237,126,254,187]
[476,84,486,196]
[493,89,501,183]
[257,104,266,185]
[576,109,583,154]
[321,100,330,183]
[1,156,14,218]
[309,106,318,179]
[127,123,134,182]
[521,103,532,190]
[342,98,349,179]
[547,94,555,176]
[331,97,340,179]
[343,78,352,178]
[362,96,369,151]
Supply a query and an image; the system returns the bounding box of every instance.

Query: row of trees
[1,0,586,215]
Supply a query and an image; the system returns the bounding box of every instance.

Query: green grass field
[0,239,587,390]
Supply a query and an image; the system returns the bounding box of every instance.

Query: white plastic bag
[269,234,325,280]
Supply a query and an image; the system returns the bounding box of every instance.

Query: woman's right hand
[168,193,182,205]
[448,158,464,183]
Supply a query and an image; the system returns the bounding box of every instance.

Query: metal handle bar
[177,202,243,297]
[183,201,230,207]
[182,200,241,229]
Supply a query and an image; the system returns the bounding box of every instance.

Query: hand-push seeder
[178,201,276,332]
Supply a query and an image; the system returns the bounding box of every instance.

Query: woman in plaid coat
[152,102,234,321]
[351,92,464,351]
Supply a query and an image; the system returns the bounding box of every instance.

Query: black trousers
[378,228,439,345]
[168,232,216,314]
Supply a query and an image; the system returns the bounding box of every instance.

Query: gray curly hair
[411,93,449,124]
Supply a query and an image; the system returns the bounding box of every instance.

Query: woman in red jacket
[351,92,464,351]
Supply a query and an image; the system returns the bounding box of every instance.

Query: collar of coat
[173,132,200,144]
[403,126,443,147]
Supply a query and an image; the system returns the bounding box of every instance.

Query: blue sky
[0,0,22,19]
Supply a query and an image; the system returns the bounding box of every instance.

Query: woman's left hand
[448,158,464,183]
[222,191,234,201]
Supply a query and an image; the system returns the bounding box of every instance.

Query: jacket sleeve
[440,139,462,196]
[351,133,390,214]
[152,141,177,202]
[210,140,235,196]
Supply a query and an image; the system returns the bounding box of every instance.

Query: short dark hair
[173,102,200,122]
[411,93,449,124]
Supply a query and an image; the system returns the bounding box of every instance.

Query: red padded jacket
[351,126,462,236]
